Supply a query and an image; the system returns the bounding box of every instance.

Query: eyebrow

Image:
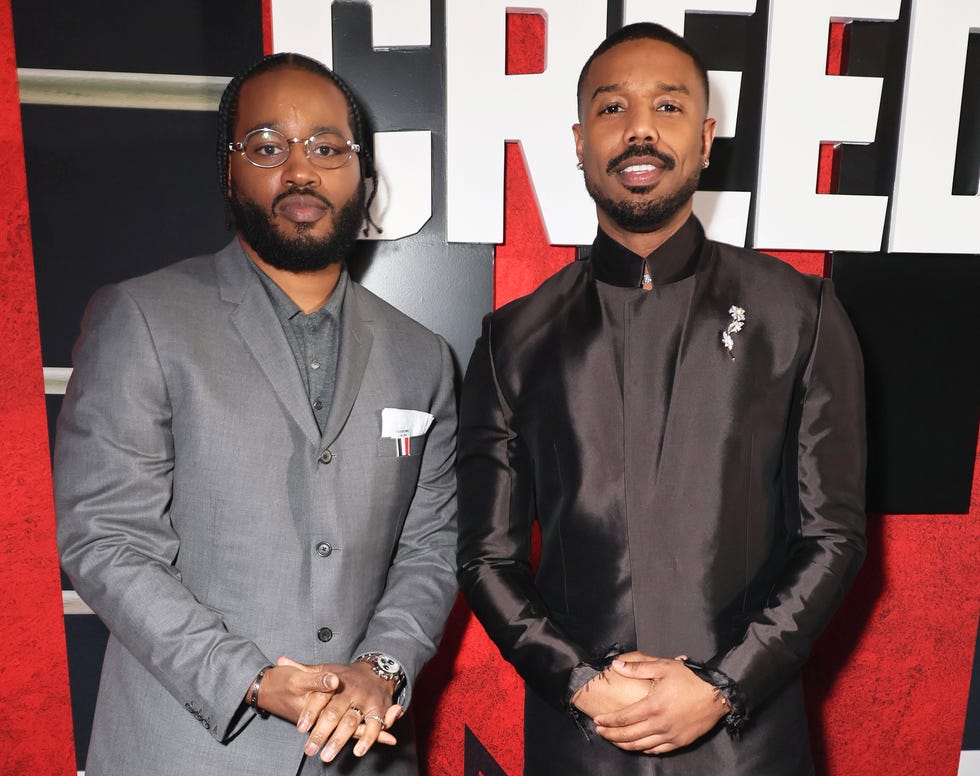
[590,81,691,102]
[241,122,349,137]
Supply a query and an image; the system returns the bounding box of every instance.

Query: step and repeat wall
[1,0,978,773]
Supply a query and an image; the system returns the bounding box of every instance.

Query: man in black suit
[456,22,866,775]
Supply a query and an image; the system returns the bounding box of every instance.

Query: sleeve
[54,284,271,742]
[351,334,459,709]
[708,278,868,713]
[456,316,594,709]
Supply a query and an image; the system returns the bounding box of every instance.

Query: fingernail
[304,742,318,756]
[322,744,337,762]
[297,717,310,733]
[354,743,366,756]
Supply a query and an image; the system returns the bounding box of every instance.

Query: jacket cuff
[682,659,749,739]
[564,644,624,737]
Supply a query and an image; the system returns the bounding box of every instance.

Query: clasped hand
[571,651,728,755]
[255,655,402,763]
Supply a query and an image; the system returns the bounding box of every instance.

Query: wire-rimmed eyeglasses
[230,128,361,170]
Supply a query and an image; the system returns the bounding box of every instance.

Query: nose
[281,139,321,188]
[625,108,659,145]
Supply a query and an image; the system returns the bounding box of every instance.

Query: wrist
[246,664,274,714]
[353,652,406,699]
[681,659,748,738]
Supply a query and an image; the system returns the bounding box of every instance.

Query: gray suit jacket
[55,240,458,775]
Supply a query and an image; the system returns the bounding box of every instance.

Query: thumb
[610,657,664,680]
[277,655,303,669]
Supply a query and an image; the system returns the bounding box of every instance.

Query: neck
[239,237,342,313]
[597,201,693,257]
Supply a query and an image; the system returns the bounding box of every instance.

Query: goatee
[584,161,700,234]
[230,181,366,272]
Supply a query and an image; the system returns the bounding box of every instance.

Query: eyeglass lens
[241,129,354,169]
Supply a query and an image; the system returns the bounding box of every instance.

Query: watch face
[377,655,400,674]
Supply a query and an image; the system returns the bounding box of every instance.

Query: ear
[701,117,717,162]
[572,123,584,167]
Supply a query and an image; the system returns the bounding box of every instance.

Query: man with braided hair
[55,53,457,775]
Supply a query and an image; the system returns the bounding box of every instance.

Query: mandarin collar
[588,214,705,288]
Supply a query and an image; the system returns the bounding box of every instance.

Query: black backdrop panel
[64,615,110,771]
[832,252,980,515]
[965,615,980,751]
[10,0,262,76]
[21,104,236,368]
[954,32,980,197]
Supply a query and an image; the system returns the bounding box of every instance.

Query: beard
[230,180,366,272]
[584,145,700,234]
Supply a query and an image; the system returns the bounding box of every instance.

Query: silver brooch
[722,305,745,360]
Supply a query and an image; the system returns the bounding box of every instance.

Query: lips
[275,192,332,223]
[615,157,665,187]
[606,145,675,189]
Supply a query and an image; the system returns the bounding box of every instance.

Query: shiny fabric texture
[457,219,866,774]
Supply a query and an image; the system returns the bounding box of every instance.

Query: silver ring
[364,713,386,727]
[348,706,364,718]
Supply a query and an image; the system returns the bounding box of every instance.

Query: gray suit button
[315,542,333,557]
[318,448,333,464]
[317,627,333,642]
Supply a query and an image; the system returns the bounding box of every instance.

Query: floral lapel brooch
[721,305,746,360]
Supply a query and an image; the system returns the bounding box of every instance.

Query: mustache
[272,187,334,211]
[605,144,675,174]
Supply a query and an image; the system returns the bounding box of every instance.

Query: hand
[592,652,728,755]
[278,656,401,762]
[249,658,340,725]
[570,665,652,719]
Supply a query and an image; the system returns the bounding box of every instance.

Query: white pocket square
[381,408,434,439]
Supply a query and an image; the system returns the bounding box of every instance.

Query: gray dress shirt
[250,262,347,433]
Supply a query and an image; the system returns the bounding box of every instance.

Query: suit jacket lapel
[215,240,321,446]
[321,281,372,447]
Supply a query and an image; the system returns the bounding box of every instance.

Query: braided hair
[217,52,380,235]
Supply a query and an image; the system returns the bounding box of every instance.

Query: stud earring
[702,158,710,169]
[576,161,584,170]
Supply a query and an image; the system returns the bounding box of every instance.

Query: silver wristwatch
[354,652,406,693]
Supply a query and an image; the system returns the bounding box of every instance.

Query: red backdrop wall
[0,1,75,771]
[1,7,977,776]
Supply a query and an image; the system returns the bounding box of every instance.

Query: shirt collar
[250,260,349,322]
[589,214,705,288]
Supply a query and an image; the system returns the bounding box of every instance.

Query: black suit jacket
[457,228,866,774]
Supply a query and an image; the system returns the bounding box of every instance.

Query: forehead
[581,38,706,107]
[234,67,353,136]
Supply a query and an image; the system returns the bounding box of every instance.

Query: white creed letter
[446,1,607,245]
[623,1,756,245]
[754,0,899,251]
[271,0,334,67]
[889,1,980,255]
[271,0,435,240]
[369,0,431,48]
